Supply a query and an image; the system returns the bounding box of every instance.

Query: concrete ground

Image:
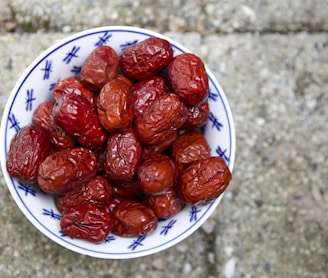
[0,1,327,277]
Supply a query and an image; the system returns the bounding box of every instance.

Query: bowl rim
[0,25,236,259]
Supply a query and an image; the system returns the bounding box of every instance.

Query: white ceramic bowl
[0,26,235,259]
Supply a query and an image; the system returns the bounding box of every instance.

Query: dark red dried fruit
[120,37,173,80]
[169,53,209,105]
[177,156,232,205]
[145,189,184,219]
[97,78,133,132]
[33,101,76,150]
[134,93,187,146]
[37,147,97,193]
[6,125,50,183]
[57,175,112,213]
[131,75,169,119]
[182,100,210,130]
[138,155,176,195]
[141,130,178,161]
[104,197,126,214]
[53,94,108,149]
[60,203,114,243]
[105,128,142,180]
[53,76,96,106]
[112,200,158,237]
[171,130,210,173]
[80,45,119,91]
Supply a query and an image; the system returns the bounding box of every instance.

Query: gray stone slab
[0,30,327,277]
[1,0,328,34]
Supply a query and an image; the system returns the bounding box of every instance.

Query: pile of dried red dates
[6,37,232,243]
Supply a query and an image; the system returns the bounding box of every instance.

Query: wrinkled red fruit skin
[141,130,178,161]
[120,37,173,81]
[134,93,187,146]
[6,125,50,183]
[177,157,232,205]
[32,101,76,150]
[53,76,96,106]
[137,155,176,195]
[169,53,209,105]
[181,100,210,130]
[97,78,133,132]
[60,203,114,243]
[105,129,142,180]
[80,45,119,92]
[37,147,97,193]
[112,200,158,237]
[171,130,210,173]
[131,75,169,119]
[53,94,108,149]
[57,175,113,213]
[145,189,184,219]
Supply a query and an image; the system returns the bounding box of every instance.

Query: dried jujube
[138,155,176,195]
[171,130,210,173]
[80,45,119,91]
[145,189,184,219]
[177,157,232,205]
[6,125,50,183]
[182,100,210,130]
[52,94,108,149]
[97,78,133,132]
[168,53,209,105]
[32,101,76,150]
[131,75,169,118]
[120,37,173,81]
[105,128,142,181]
[60,203,114,243]
[53,76,96,106]
[37,147,97,193]
[57,175,112,213]
[112,200,158,237]
[134,93,187,146]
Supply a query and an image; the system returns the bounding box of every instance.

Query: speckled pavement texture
[0,1,327,277]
